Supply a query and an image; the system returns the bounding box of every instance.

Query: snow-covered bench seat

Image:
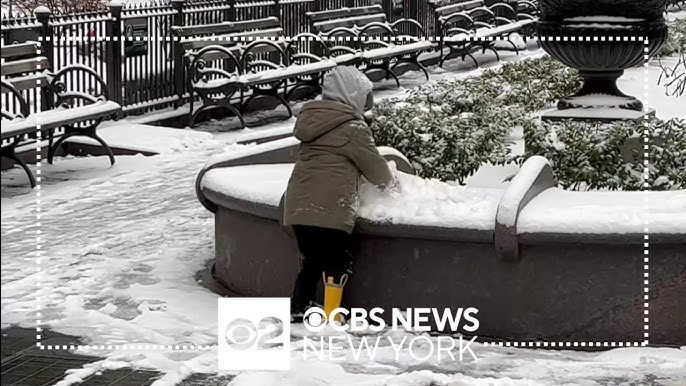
[1,101,121,137]
[306,5,435,86]
[172,18,336,128]
[195,142,686,345]
[1,42,121,187]
[435,0,539,67]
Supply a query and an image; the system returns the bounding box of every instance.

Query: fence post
[228,0,236,21]
[34,6,53,112]
[171,0,185,108]
[222,0,233,22]
[106,1,124,116]
[346,0,355,8]
[272,0,280,20]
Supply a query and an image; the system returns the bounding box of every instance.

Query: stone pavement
[2,327,160,385]
[1,326,236,385]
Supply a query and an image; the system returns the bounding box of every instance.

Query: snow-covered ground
[3,44,686,386]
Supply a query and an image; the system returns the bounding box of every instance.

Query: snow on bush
[522,118,686,191]
[370,56,684,191]
[370,102,522,183]
[659,18,686,58]
[369,57,581,184]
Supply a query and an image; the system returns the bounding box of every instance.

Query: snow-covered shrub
[404,57,581,114]
[659,18,686,58]
[485,57,582,111]
[522,118,686,191]
[370,57,579,183]
[371,101,529,183]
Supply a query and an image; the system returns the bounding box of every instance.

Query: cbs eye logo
[224,317,285,350]
[302,307,343,332]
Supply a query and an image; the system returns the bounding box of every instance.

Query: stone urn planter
[537,0,669,121]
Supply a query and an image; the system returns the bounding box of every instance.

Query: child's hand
[387,176,402,194]
[364,111,374,125]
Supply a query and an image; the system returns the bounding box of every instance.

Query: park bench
[515,0,540,39]
[667,0,685,10]
[306,5,435,86]
[433,0,539,67]
[1,41,121,188]
[172,17,337,128]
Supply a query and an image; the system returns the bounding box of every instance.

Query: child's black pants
[291,224,353,313]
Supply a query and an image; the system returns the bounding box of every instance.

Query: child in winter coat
[283,66,397,320]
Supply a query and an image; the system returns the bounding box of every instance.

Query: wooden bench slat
[182,40,238,52]
[429,0,471,6]
[190,50,240,63]
[306,5,384,22]
[189,40,288,63]
[1,101,121,138]
[435,0,484,16]
[475,23,521,37]
[313,14,388,33]
[240,59,337,86]
[181,28,285,51]
[181,28,283,49]
[1,72,51,93]
[1,57,50,76]
[172,17,281,37]
[361,41,436,60]
[1,41,41,59]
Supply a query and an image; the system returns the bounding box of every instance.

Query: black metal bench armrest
[290,52,326,65]
[390,18,426,37]
[473,21,494,29]
[321,28,360,55]
[188,45,242,77]
[444,26,473,37]
[50,64,110,108]
[358,22,395,38]
[361,40,392,52]
[1,80,29,119]
[287,33,331,60]
[440,12,476,28]
[518,0,540,16]
[240,39,288,68]
[323,26,360,39]
[493,16,512,25]
[518,14,537,21]
[329,46,360,57]
[489,3,517,19]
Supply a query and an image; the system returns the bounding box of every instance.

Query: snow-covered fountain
[195,137,685,346]
[537,0,669,121]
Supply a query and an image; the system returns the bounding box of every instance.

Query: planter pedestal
[536,0,668,122]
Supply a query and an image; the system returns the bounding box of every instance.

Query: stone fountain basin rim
[202,187,494,243]
[201,185,686,246]
[537,19,668,31]
[539,19,667,24]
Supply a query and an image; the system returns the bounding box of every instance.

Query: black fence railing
[0,0,523,119]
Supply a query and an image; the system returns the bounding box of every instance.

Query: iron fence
[1,0,516,119]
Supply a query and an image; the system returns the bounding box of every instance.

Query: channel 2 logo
[217,298,291,370]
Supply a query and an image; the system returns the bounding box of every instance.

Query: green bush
[522,118,686,191]
[659,18,686,58]
[402,57,581,114]
[371,101,529,183]
[370,57,580,183]
[370,56,685,191]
